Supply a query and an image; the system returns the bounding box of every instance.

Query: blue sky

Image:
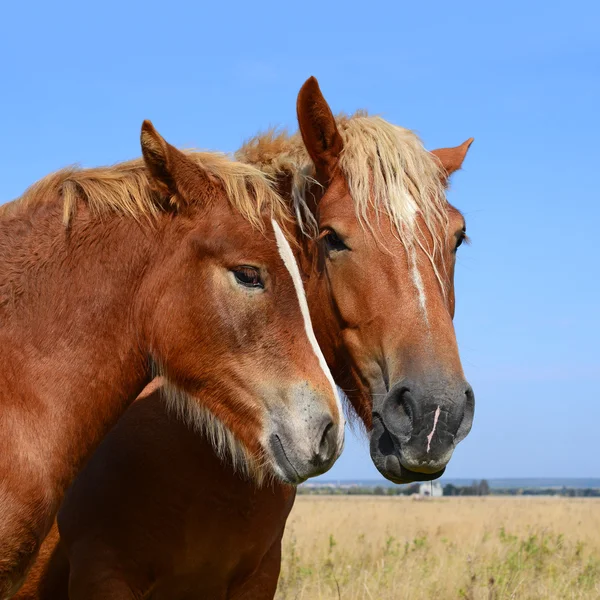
[2,0,598,479]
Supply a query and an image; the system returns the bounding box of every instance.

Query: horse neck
[0,203,158,495]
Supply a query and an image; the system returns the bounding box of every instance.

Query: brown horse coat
[0,120,343,598]
[17,78,475,599]
[16,388,295,600]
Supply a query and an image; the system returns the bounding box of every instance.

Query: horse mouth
[269,434,306,485]
[369,414,446,484]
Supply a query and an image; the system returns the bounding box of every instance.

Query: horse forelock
[237,113,451,294]
[339,115,451,296]
[2,151,291,233]
[236,129,320,237]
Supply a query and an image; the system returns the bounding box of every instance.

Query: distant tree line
[298,481,492,496]
[443,480,490,496]
[298,480,600,497]
[298,485,419,496]
[490,486,600,497]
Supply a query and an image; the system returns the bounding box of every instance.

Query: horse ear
[141,120,209,209]
[430,138,474,184]
[297,77,344,182]
[140,120,178,198]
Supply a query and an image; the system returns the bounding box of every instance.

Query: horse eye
[455,230,467,252]
[233,266,264,289]
[324,230,348,253]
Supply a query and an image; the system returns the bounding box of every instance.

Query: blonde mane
[1,151,290,231]
[237,112,450,290]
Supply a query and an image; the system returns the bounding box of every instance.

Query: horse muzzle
[369,377,474,483]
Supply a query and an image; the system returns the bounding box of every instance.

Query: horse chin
[371,450,446,484]
[369,416,445,484]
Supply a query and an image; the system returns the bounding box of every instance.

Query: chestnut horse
[16,77,475,599]
[0,120,344,598]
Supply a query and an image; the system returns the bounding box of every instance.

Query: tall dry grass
[276,496,600,599]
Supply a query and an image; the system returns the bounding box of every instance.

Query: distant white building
[418,482,443,497]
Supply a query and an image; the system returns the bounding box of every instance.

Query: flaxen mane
[1,152,289,231]
[236,112,450,290]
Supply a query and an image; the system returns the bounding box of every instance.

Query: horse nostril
[456,384,475,443]
[378,384,415,442]
[315,418,336,464]
[464,385,475,417]
[465,385,474,402]
[393,387,413,432]
[319,420,333,454]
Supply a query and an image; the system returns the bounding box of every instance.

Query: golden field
[275,496,600,600]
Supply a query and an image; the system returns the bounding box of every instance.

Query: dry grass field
[275,496,600,600]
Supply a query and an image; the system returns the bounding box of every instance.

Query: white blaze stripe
[426,405,441,454]
[409,245,429,326]
[271,220,344,423]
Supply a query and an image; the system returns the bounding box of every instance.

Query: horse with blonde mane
[16,78,475,599]
[0,120,345,599]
